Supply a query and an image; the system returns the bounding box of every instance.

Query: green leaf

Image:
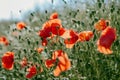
[45,10,47,14]
[36,41,39,45]
[30,13,34,16]
[23,49,27,53]
[101,0,104,3]
[27,39,30,45]
[110,5,115,13]
[0,45,2,50]
[18,36,21,40]
[98,2,102,8]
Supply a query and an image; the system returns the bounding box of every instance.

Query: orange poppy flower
[45,59,56,68]
[19,57,27,68]
[45,50,71,76]
[16,22,26,30]
[97,26,116,54]
[52,50,64,60]
[1,52,14,70]
[50,12,58,19]
[53,58,71,76]
[94,18,107,31]
[42,19,61,29]
[58,53,71,71]
[36,47,44,53]
[26,66,37,79]
[79,31,94,42]
[52,50,71,76]
[0,36,9,46]
[64,30,79,48]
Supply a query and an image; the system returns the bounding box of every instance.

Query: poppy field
[0,0,120,80]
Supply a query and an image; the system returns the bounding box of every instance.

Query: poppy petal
[53,65,61,76]
[16,22,26,30]
[50,12,58,19]
[97,27,116,54]
[45,59,56,68]
[94,18,107,31]
[79,31,93,42]
[1,52,14,70]
[26,66,37,78]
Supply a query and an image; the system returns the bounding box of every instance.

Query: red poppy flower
[39,19,62,38]
[16,22,26,30]
[26,66,37,79]
[94,18,107,31]
[50,12,58,19]
[38,28,50,47]
[45,59,56,68]
[79,31,94,42]
[49,19,64,36]
[38,19,63,46]
[51,23,65,36]
[97,27,116,54]
[63,30,79,48]
[1,52,14,70]
[38,28,52,39]
[0,36,9,46]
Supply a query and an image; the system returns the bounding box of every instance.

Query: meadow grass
[0,0,120,80]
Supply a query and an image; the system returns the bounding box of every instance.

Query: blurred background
[0,0,87,20]
[0,0,120,35]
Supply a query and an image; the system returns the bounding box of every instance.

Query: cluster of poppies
[38,13,117,54]
[38,12,94,48]
[95,19,117,54]
[0,12,117,79]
